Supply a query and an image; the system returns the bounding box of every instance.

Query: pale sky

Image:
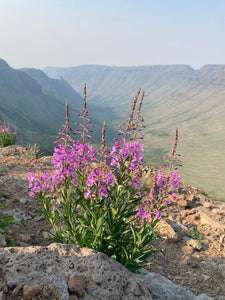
[0,0,225,69]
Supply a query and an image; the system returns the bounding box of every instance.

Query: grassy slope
[44,64,225,201]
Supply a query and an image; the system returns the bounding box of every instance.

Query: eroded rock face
[0,243,214,300]
[0,243,152,300]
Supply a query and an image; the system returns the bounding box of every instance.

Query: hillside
[0,59,112,155]
[44,64,225,201]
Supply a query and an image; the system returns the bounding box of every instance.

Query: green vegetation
[190,226,204,243]
[0,121,16,147]
[0,203,18,246]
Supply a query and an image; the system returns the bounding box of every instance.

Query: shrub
[0,203,18,246]
[0,121,17,148]
[29,86,180,272]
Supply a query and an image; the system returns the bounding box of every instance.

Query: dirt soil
[0,145,225,299]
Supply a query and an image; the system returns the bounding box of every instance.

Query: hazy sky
[0,0,225,69]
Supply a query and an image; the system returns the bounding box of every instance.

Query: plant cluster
[0,121,17,148]
[0,203,18,246]
[29,86,181,272]
[190,226,204,243]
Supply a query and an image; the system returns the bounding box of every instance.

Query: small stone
[23,285,41,300]
[180,210,188,218]
[199,211,225,230]
[51,274,69,300]
[203,201,211,209]
[7,281,17,290]
[19,198,29,204]
[20,234,31,242]
[219,234,225,244]
[182,254,199,268]
[182,245,194,255]
[12,283,25,297]
[69,263,74,270]
[211,208,225,215]
[187,238,202,251]
[67,275,86,297]
[202,274,210,281]
[156,220,179,240]
[42,232,50,239]
[177,199,188,208]
[189,194,196,201]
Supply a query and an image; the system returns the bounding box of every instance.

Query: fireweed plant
[0,121,17,148]
[29,86,181,272]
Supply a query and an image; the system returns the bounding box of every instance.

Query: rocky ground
[0,145,224,299]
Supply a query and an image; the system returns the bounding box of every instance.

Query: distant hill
[0,59,98,155]
[44,64,225,201]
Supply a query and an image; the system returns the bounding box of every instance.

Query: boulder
[0,243,214,299]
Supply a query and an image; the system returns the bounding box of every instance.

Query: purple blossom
[137,206,151,221]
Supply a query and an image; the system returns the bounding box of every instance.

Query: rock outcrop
[0,243,213,300]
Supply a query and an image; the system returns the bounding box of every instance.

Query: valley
[0,58,224,201]
[44,64,225,201]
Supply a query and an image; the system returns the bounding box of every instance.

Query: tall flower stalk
[29,86,181,273]
[0,121,17,148]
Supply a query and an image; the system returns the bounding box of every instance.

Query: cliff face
[0,146,224,299]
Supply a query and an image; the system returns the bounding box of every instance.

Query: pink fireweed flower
[52,140,95,187]
[84,188,91,199]
[28,171,53,196]
[85,164,115,199]
[1,127,10,133]
[155,209,162,220]
[137,205,151,221]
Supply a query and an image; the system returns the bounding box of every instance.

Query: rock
[219,234,225,244]
[51,274,69,300]
[23,285,41,300]
[19,197,29,204]
[180,210,188,218]
[0,145,22,157]
[203,201,211,209]
[211,208,225,215]
[187,238,203,251]
[188,194,196,201]
[177,199,188,208]
[199,210,225,230]
[182,254,199,268]
[172,221,190,235]
[182,245,194,255]
[19,234,31,242]
[11,283,25,298]
[7,281,17,290]
[156,219,179,240]
[67,275,86,297]
[2,210,31,223]
[0,243,152,299]
[138,272,213,300]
